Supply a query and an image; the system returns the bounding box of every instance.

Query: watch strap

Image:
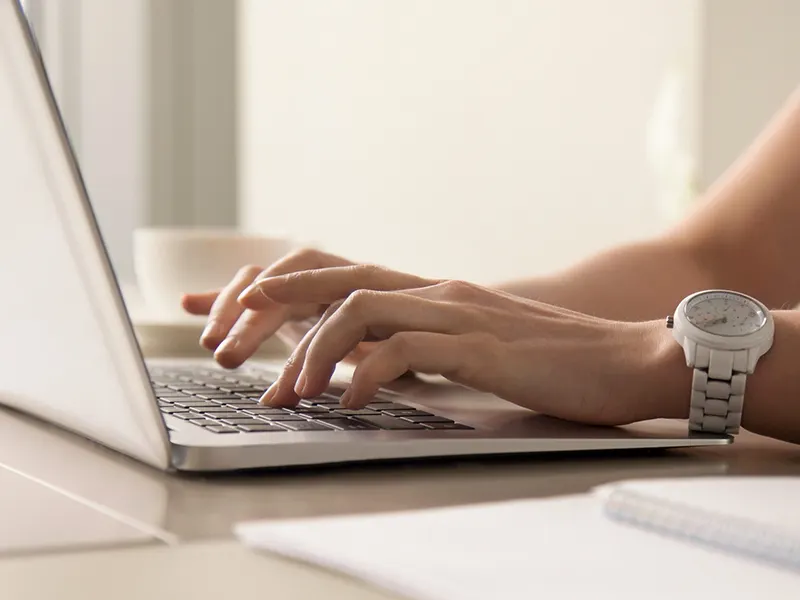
[688,348,748,434]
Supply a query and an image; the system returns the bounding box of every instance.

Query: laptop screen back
[0,0,169,469]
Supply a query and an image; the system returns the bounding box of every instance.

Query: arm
[644,311,800,445]
[499,87,800,319]
[184,88,800,446]
[497,238,713,321]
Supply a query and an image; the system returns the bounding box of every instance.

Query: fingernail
[215,337,240,355]
[237,286,257,303]
[294,372,308,396]
[238,281,272,303]
[261,383,278,406]
[201,321,222,344]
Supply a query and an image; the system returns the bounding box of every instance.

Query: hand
[237,266,670,426]
[180,249,437,369]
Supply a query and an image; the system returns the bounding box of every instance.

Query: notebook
[235,476,800,600]
[596,476,800,573]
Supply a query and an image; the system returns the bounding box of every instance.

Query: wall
[239,0,697,284]
[698,0,800,188]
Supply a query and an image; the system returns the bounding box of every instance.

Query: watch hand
[705,316,729,327]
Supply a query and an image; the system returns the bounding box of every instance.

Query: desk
[0,427,798,600]
[0,541,392,600]
[0,367,799,598]
[1,401,798,540]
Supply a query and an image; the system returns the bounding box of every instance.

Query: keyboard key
[366,402,416,411]
[311,412,352,420]
[402,415,454,423]
[171,412,196,420]
[235,391,265,399]
[394,409,435,417]
[335,409,381,416]
[157,393,191,399]
[220,418,269,426]
[308,398,342,406]
[382,409,428,417]
[196,393,242,400]
[239,424,286,433]
[218,386,264,393]
[173,386,211,392]
[279,420,335,431]
[243,407,293,415]
[224,402,260,409]
[190,378,225,386]
[222,375,264,385]
[292,407,331,414]
[261,415,306,422]
[193,405,242,413]
[159,406,185,414]
[319,418,377,431]
[189,418,219,427]
[206,426,240,434]
[195,410,245,419]
[353,415,427,430]
[425,422,474,430]
[174,401,220,410]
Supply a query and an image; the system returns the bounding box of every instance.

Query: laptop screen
[0,0,171,468]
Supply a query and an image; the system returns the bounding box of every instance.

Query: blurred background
[20,0,800,286]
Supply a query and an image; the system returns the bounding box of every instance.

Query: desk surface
[1,423,799,600]
[1,357,799,598]
[0,541,393,600]
[1,403,798,549]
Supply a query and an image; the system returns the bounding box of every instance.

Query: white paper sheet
[235,486,799,600]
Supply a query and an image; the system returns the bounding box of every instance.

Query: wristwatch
[666,290,774,435]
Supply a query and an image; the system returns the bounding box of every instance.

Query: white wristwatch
[666,290,774,435]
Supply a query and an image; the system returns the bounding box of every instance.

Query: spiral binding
[603,489,800,574]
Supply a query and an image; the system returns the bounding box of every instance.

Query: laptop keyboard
[148,366,473,434]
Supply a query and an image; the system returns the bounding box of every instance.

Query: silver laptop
[0,0,728,472]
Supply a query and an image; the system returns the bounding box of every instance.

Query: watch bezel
[671,289,774,351]
[682,290,768,337]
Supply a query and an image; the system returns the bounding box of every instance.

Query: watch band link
[689,349,748,434]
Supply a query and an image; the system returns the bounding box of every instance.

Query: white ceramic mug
[133,227,294,317]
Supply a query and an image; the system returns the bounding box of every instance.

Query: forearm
[642,311,800,445]
[496,236,713,321]
[501,87,800,318]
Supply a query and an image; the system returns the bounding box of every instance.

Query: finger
[213,304,292,369]
[295,290,478,398]
[252,248,352,286]
[260,310,335,408]
[200,265,262,350]
[181,291,219,315]
[238,264,439,308]
[343,332,499,408]
[278,320,379,367]
[206,249,346,359]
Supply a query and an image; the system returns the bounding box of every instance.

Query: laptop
[0,0,729,472]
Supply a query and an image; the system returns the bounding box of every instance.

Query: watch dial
[684,292,767,336]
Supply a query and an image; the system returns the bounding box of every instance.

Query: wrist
[631,320,692,421]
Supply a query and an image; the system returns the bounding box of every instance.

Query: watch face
[684,291,767,336]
